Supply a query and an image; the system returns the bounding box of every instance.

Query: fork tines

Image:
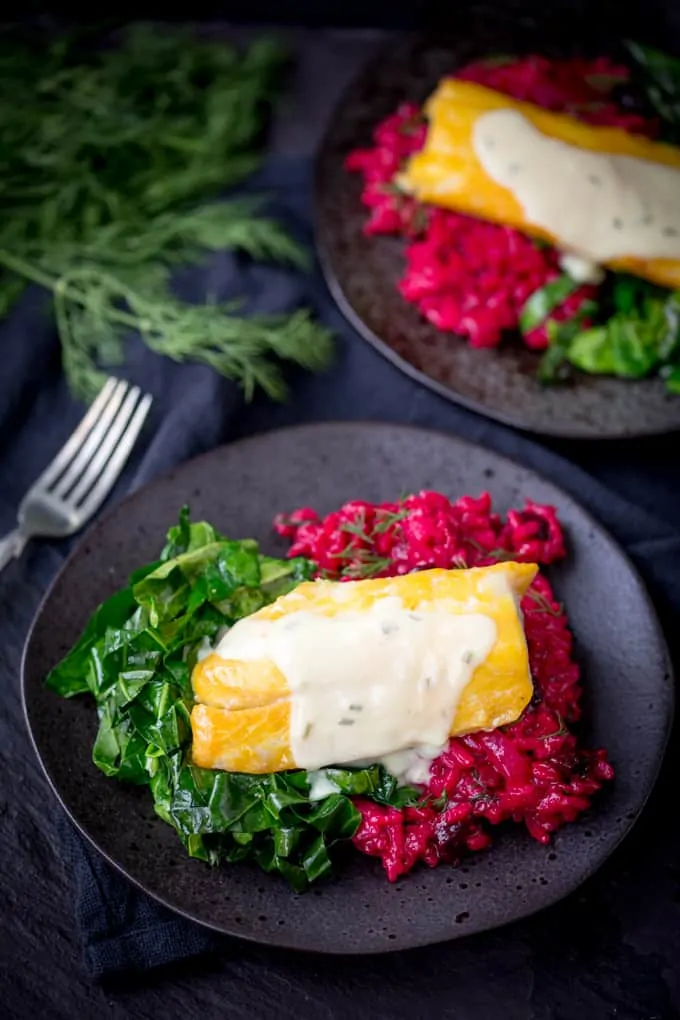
[37,378,152,518]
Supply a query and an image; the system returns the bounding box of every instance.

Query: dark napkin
[2,156,679,981]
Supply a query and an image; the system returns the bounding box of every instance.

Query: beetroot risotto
[345,55,657,352]
[275,491,614,881]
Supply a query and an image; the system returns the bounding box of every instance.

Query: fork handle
[0,529,28,575]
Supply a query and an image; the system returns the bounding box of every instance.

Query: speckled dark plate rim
[315,234,532,434]
[21,422,674,953]
[313,30,680,441]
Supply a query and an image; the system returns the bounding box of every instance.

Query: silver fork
[0,378,152,574]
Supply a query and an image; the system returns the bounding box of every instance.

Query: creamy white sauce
[307,771,341,801]
[375,745,448,786]
[196,636,214,662]
[559,253,606,286]
[472,109,680,265]
[213,595,497,774]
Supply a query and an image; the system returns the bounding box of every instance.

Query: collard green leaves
[625,40,680,142]
[519,274,581,334]
[566,283,680,383]
[538,276,680,390]
[45,509,407,889]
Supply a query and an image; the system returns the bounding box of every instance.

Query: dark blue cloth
[1,156,679,982]
[57,815,219,978]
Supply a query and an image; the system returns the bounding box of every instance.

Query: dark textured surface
[23,424,673,953]
[3,23,680,1020]
[315,18,680,439]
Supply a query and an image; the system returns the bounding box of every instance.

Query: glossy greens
[46,509,412,891]
[519,274,580,334]
[625,40,680,143]
[538,277,680,389]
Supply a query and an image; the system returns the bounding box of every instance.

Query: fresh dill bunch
[0,26,333,400]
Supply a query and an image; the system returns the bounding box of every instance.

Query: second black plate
[315,22,680,438]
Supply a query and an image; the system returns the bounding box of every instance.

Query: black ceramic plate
[315,21,680,439]
[23,423,672,953]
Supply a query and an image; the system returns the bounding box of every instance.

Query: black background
[5,0,680,37]
[5,1,680,64]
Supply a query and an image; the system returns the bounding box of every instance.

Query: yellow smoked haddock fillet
[399,79,680,289]
[190,561,538,774]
